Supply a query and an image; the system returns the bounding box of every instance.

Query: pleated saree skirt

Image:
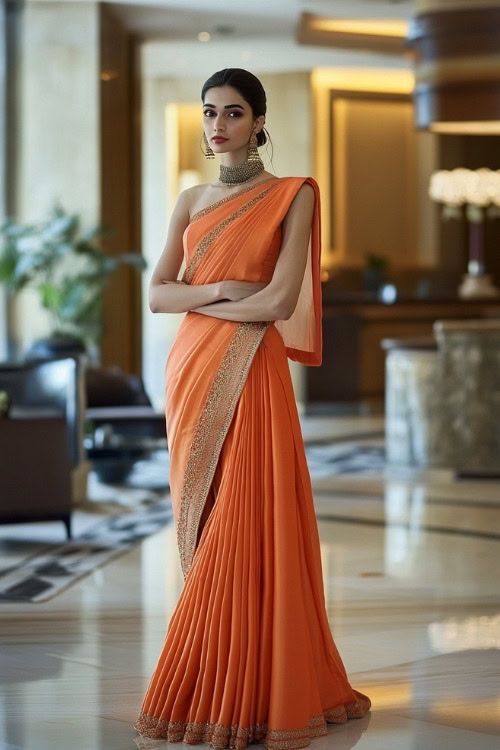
[134,322,371,749]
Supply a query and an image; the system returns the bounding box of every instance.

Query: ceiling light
[429,121,500,135]
[197,31,211,42]
[312,68,414,94]
[309,18,408,38]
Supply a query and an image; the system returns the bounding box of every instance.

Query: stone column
[434,319,500,473]
[10,0,100,354]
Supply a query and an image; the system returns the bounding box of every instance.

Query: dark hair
[201,68,271,148]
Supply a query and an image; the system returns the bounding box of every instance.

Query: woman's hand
[220,280,269,301]
[224,281,268,301]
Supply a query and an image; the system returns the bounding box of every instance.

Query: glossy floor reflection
[1,415,499,750]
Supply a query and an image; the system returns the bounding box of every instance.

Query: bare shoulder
[175,184,206,218]
[182,182,215,218]
[178,183,202,205]
[183,183,205,196]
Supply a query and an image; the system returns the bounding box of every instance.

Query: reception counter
[305,296,500,408]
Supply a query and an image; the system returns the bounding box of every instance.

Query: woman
[134,68,370,749]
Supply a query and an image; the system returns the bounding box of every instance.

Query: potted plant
[363,251,388,294]
[0,389,11,418]
[0,203,146,359]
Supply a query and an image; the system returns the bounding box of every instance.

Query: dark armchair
[0,356,85,539]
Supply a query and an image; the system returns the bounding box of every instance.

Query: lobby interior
[1,1,499,749]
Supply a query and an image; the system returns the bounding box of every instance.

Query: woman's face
[202,85,264,155]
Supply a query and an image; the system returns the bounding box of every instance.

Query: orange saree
[134,175,371,749]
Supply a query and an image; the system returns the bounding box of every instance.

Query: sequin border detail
[182,181,280,284]
[134,696,371,749]
[176,321,270,579]
[189,175,279,224]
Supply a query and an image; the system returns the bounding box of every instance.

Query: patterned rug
[306,438,386,478]
[0,450,174,603]
[0,498,173,603]
[0,440,386,603]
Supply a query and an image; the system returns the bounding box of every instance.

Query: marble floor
[1,415,499,750]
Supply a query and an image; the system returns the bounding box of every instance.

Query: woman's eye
[203,110,241,117]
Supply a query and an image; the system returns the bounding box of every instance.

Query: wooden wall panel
[329,90,422,269]
[99,4,142,374]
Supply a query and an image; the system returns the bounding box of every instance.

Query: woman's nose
[214,114,225,130]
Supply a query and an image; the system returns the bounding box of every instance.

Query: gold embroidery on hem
[182,182,279,284]
[189,176,279,224]
[134,696,371,750]
[176,321,270,579]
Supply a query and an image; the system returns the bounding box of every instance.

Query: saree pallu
[134,176,371,749]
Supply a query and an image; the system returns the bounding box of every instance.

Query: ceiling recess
[296,12,410,55]
[406,3,500,133]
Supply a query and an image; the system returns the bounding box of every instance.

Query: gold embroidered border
[134,696,370,749]
[189,175,279,224]
[182,181,280,284]
[176,321,270,579]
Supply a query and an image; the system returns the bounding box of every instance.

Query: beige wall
[0,0,8,358]
[10,0,100,353]
[330,95,438,269]
[336,97,417,265]
[141,71,312,410]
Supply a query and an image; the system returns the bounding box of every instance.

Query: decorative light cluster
[429,168,500,207]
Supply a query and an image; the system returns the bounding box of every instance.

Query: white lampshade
[429,168,500,207]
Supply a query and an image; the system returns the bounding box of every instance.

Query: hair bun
[257,128,268,147]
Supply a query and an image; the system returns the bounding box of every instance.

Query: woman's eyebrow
[203,103,245,110]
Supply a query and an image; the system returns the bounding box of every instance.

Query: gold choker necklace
[219,157,265,185]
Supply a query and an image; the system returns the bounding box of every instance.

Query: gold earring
[202,132,215,159]
[247,129,260,163]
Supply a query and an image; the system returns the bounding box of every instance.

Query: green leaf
[13,252,46,281]
[81,224,113,241]
[44,214,76,239]
[39,283,63,310]
[0,254,21,288]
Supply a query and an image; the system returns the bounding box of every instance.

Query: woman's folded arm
[149,280,224,314]
[191,285,284,323]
